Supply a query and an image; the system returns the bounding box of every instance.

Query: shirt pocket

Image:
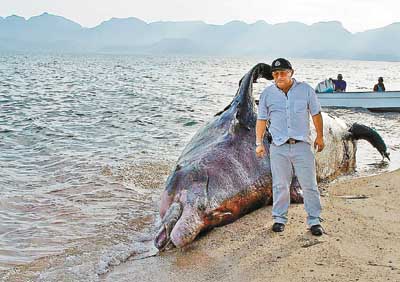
[294,100,308,113]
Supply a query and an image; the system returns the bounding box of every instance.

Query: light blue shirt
[258,79,321,146]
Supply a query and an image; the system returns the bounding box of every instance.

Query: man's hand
[256,144,267,158]
[314,136,325,152]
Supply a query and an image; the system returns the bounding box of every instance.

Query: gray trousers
[270,142,321,226]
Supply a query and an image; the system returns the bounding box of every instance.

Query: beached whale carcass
[154,63,390,250]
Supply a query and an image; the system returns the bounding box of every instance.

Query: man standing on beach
[255,58,325,236]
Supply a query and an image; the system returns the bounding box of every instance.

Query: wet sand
[104,169,400,282]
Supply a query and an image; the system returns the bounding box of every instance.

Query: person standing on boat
[255,58,325,236]
[373,77,386,92]
[332,74,346,92]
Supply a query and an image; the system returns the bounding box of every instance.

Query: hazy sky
[1,0,399,32]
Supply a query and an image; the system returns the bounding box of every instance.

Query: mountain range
[0,13,399,61]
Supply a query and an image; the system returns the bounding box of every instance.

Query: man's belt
[286,138,301,144]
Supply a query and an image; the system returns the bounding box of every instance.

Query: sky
[1,0,399,33]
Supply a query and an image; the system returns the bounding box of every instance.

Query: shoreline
[2,169,400,281]
[104,169,400,282]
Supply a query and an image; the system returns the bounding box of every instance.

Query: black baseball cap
[271,58,293,72]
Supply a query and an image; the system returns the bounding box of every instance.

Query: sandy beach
[104,169,400,282]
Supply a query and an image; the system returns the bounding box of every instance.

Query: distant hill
[0,13,399,61]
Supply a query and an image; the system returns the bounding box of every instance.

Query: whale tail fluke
[348,123,390,161]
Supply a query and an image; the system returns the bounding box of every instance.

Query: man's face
[272,69,293,89]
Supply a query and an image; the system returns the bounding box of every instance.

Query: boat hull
[317,91,400,112]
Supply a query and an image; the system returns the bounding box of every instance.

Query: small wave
[96,241,156,276]
[0,127,13,133]
[184,121,198,126]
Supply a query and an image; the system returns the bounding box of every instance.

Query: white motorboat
[317,91,400,112]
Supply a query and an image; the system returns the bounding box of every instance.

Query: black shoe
[310,224,323,236]
[272,222,285,232]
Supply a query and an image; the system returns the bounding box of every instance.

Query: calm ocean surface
[1,54,399,281]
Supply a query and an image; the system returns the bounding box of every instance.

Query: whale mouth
[154,226,172,250]
[154,202,183,250]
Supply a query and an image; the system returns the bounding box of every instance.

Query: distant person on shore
[331,74,346,92]
[373,77,386,92]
